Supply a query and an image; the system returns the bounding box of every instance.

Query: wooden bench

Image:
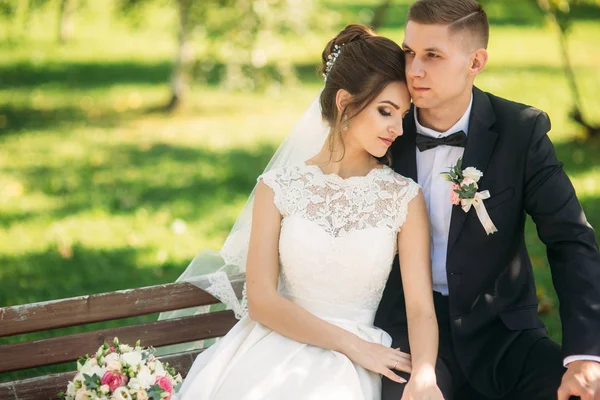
[0,281,242,400]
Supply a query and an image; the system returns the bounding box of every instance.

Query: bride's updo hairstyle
[320,24,406,164]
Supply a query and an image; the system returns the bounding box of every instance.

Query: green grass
[0,0,599,382]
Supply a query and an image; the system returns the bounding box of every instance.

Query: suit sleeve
[524,111,600,358]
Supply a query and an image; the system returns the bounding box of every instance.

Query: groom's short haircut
[407,0,489,50]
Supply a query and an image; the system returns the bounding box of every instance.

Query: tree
[370,0,393,31]
[57,0,77,43]
[535,0,600,138]
[119,0,317,111]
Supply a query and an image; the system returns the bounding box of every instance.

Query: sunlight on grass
[0,0,599,381]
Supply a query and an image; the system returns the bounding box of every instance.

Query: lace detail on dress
[257,164,421,312]
[260,164,419,236]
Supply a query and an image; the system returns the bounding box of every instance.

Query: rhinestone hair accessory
[323,43,345,82]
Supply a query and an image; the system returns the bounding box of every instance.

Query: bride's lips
[379,137,394,147]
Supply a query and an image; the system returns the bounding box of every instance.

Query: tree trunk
[166,0,195,112]
[58,0,76,43]
[370,0,392,31]
[556,22,600,138]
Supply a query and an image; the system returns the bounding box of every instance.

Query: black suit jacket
[375,86,600,397]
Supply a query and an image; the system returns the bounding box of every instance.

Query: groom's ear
[335,89,352,115]
[469,48,488,76]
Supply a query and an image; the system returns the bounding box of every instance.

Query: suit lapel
[447,87,498,251]
[392,104,418,181]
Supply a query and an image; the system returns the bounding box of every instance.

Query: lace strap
[258,169,286,215]
[395,179,421,232]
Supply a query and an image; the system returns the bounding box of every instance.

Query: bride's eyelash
[378,108,391,117]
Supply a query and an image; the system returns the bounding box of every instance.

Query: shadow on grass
[554,138,600,176]
[0,60,579,137]
[0,141,277,231]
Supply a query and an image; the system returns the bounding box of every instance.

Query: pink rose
[109,346,116,353]
[450,183,461,205]
[155,376,173,399]
[101,371,128,392]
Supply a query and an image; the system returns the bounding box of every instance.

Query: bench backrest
[0,280,242,399]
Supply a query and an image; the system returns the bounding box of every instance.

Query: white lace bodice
[259,164,420,314]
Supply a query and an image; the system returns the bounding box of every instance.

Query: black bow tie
[416,130,467,152]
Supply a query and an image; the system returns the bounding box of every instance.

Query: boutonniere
[441,158,498,235]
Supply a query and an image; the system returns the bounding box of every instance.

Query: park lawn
[0,0,599,381]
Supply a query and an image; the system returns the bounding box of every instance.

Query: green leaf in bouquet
[147,384,165,400]
[83,373,102,390]
[440,173,454,182]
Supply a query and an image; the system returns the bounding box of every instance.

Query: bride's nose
[389,124,403,139]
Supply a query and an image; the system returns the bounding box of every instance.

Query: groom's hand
[558,360,600,400]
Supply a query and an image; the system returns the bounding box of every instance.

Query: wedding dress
[175,163,420,400]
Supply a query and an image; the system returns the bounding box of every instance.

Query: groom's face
[402,21,474,110]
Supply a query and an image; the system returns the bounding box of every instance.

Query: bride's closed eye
[378,107,392,117]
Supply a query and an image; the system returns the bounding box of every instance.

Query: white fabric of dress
[176,163,421,400]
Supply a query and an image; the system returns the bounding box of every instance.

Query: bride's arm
[397,190,439,383]
[246,181,406,383]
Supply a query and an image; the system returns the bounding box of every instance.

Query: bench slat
[0,311,237,373]
[0,349,203,400]
[0,280,244,337]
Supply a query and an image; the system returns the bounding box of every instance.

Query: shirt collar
[414,94,474,138]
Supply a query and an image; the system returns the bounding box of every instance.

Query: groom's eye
[428,53,440,58]
[378,108,391,117]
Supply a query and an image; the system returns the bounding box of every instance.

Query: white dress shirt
[415,96,472,295]
[413,95,599,367]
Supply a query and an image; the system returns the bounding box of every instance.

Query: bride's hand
[401,367,444,400]
[342,338,412,384]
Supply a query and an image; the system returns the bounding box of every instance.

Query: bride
[170,24,443,400]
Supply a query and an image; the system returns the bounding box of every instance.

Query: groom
[375,0,600,399]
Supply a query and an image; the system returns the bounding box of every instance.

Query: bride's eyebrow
[379,100,399,109]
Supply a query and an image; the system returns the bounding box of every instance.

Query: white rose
[111,387,131,400]
[128,377,142,391]
[107,360,122,371]
[462,167,483,183]
[74,372,84,383]
[119,344,133,353]
[153,360,166,377]
[136,389,149,400]
[121,351,143,367]
[136,367,154,389]
[100,385,110,394]
[67,381,76,396]
[75,388,89,400]
[174,373,183,384]
[79,360,94,375]
[105,353,120,364]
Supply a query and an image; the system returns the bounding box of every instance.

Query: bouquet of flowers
[60,337,183,400]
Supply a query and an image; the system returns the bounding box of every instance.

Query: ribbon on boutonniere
[441,158,498,235]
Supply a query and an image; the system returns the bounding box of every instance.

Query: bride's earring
[342,115,348,131]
